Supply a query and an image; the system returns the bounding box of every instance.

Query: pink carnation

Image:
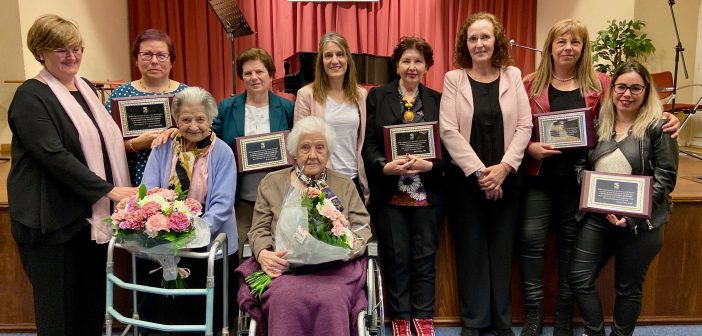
[116,197,132,211]
[305,187,322,198]
[145,214,170,237]
[169,212,191,232]
[111,210,127,223]
[140,201,162,218]
[159,189,178,202]
[123,211,146,230]
[185,198,203,214]
[331,219,346,237]
[125,197,138,212]
[318,203,340,221]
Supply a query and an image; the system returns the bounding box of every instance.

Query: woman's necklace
[552,73,576,82]
[139,79,171,94]
[399,85,420,122]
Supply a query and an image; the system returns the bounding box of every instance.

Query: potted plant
[592,19,656,75]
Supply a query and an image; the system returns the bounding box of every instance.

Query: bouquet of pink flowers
[246,183,356,298]
[301,186,355,250]
[108,185,210,288]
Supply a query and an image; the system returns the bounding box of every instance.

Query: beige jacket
[248,168,372,260]
[294,84,370,202]
[439,66,533,176]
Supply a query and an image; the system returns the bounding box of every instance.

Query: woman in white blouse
[294,32,369,203]
[212,48,295,254]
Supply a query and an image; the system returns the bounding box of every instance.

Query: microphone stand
[667,0,688,117]
[667,0,701,150]
[509,40,542,53]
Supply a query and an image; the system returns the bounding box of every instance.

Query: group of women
[8,11,680,336]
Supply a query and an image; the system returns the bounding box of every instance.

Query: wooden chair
[650,71,702,113]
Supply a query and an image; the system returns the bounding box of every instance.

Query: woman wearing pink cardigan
[294,32,369,203]
[439,13,532,336]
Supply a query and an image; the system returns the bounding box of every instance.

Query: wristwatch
[474,170,482,178]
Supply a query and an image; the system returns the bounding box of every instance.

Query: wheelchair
[236,241,385,336]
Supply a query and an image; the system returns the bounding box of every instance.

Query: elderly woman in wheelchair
[236,116,375,336]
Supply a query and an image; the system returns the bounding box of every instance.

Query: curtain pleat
[128,0,536,101]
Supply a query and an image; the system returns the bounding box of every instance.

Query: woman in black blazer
[8,15,135,335]
[362,36,445,336]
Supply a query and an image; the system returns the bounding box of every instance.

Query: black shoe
[493,328,516,336]
[553,309,573,336]
[520,302,544,336]
[460,327,480,336]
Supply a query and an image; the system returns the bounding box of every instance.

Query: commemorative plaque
[111,95,174,138]
[383,121,441,162]
[533,107,594,150]
[579,170,653,219]
[235,131,293,174]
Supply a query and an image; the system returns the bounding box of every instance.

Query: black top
[539,84,587,178]
[468,76,504,166]
[8,79,114,245]
[362,79,447,205]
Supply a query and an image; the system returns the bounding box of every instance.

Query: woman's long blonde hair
[525,19,602,98]
[597,61,662,141]
[311,32,360,104]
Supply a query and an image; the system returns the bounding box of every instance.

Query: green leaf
[138,184,147,199]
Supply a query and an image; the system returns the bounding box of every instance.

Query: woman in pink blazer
[294,32,369,203]
[439,12,532,336]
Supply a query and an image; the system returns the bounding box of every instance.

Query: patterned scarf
[294,165,344,212]
[169,132,216,203]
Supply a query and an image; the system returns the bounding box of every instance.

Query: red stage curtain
[128,0,536,101]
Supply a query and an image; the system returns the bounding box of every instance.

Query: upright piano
[272,52,398,94]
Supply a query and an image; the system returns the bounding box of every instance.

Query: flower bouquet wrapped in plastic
[246,182,358,298]
[106,185,210,288]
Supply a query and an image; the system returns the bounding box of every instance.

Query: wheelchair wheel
[364,257,385,336]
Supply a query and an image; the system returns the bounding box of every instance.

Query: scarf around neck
[294,165,343,212]
[39,69,130,243]
[169,132,216,204]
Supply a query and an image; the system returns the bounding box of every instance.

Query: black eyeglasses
[612,83,646,95]
[138,52,170,62]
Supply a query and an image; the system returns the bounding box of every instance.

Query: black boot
[520,302,543,336]
[553,306,573,336]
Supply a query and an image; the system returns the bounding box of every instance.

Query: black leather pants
[569,214,664,336]
[519,176,580,310]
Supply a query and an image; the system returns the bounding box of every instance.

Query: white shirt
[324,97,359,179]
[594,132,633,174]
[240,104,271,201]
[244,104,271,136]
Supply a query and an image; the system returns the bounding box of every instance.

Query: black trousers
[16,225,107,336]
[137,252,239,336]
[519,176,580,309]
[448,170,519,329]
[372,204,442,320]
[569,215,664,336]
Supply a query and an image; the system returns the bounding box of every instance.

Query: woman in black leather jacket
[569,61,678,336]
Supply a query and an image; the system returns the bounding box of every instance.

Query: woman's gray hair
[171,87,218,121]
[287,116,336,156]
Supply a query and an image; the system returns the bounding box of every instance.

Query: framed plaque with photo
[533,107,595,150]
[579,170,653,219]
[235,131,293,174]
[110,95,174,138]
[383,121,441,162]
